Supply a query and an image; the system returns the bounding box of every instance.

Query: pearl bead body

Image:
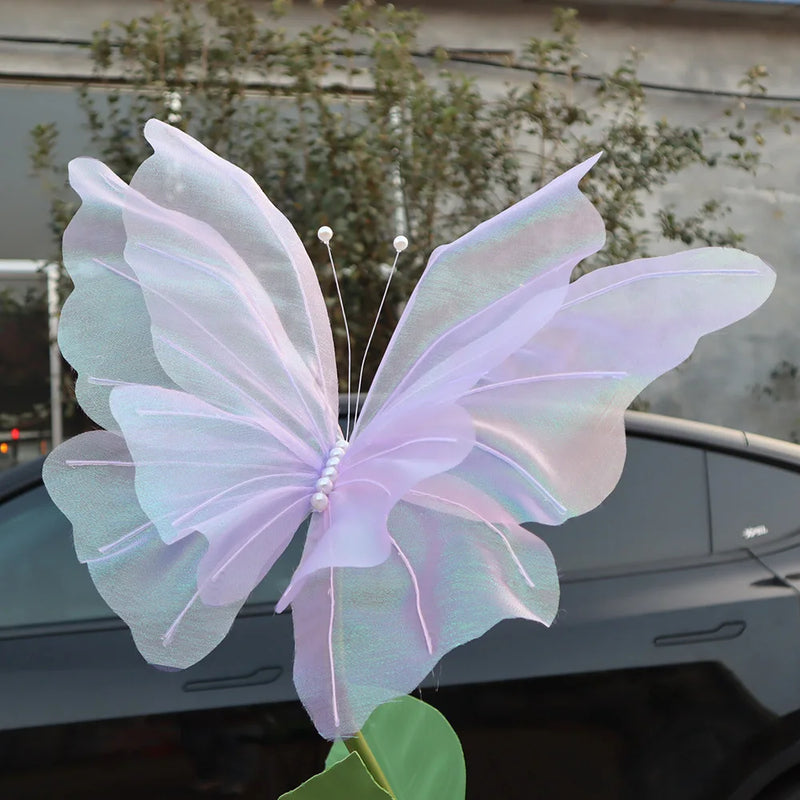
[311,492,329,512]
[310,439,349,512]
[315,476,334,495]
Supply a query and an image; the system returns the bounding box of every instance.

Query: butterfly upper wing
[45,122,341,667]
[58,156,179,433]
[130,120,338,416]
[453,247,776,524]
[352,155,607,433]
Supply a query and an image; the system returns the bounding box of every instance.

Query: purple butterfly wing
[455,247,776,523]
[130,120,338,413]
[290,476,559,739]
[353,155,606,431]
[58,159,178,432]
[288,160,775,738]
[44,123,340,668]
[288,156,608,737]
[42,432,253,668]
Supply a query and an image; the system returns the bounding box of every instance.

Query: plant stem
[344,731,396,798]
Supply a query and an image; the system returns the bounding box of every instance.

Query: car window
[528,437,710,574]
[0,484,304,630]
[707,452,800,552]
[0,485,114,628]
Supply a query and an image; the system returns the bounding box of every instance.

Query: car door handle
[183,665,283,692]
[653,621,746,647]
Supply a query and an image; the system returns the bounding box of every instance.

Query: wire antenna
[354,235,408,421]
[318,226,353,440]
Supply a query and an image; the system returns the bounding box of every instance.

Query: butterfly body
[43,119,775,738]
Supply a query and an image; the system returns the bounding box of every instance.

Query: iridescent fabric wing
[288,164,775,738]
[452,247,776,524]
[130,120,338,413]
[58,156,178,432]
[353,155,606,431]
[43,432,252,668]
[44,122,340,667]
[290,477,559,739]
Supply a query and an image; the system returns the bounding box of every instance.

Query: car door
[434,422,800,724]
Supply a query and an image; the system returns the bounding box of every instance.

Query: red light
[10,428,19,440]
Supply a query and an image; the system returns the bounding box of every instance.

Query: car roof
[0,454,46,500]
[625,410,800,469]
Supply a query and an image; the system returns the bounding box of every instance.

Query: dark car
[3,411,800,799]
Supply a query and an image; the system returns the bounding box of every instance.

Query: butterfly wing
[287,161,775,737]
[43,431,265,668]
[291,475,559,739]
[353,155,606,432]
[453,247,776,525]
[283,155,606,598]
[44,121,339,667]
[130,119,338,413]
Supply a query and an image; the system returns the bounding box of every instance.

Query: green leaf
[326,696,466,800]
[279,751,392,800]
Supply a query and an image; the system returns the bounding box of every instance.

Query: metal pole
[46,263,63,448]
[388,105,408,237]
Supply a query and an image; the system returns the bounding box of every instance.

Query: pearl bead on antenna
[393,235,409,253]
[317,226,333,244]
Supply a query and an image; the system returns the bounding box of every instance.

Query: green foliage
[30,0,784,389]
[278,752,392,800]
[751,359,800,443]
[326,696,466,800]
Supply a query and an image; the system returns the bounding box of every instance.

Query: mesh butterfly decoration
[43,119,775,740]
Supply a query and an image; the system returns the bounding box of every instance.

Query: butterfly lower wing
[43,432,251,668]
[454,248,775,523]
[290,486,558,739]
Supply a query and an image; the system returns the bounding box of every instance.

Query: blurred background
[0,0,798,458]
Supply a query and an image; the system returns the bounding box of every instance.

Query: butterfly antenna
[318,226,353,439]
[354,235,408,422]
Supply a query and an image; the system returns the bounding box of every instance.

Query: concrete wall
[0,0,798,438]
